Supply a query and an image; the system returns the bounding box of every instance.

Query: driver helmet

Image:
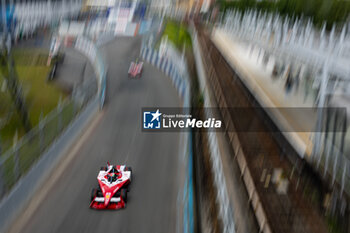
[107,173,116,182]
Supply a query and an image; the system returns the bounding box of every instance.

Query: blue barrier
[100,76,106,109]
[140,45,194,233]
[184,130,194,233]
[140,47,187,100]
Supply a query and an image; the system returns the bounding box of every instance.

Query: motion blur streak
[7,37,182,233]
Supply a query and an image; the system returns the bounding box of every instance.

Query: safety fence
[0,79,97,199]
[0,35,106,200]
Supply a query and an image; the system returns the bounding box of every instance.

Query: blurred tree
[316,0,333,26]
[256,0,276,12]
[218,0,350,29]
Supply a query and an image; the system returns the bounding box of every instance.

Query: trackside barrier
[0,81,97,200]
[140,44,194,233]
[75,36,107,109]
[0,36,106,233]
[140,47,188,101]
[189,24,236,233]
[190,23,272,233]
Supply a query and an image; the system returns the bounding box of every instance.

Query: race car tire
[125,167,132,182]
[115,190,121,197]
[126,183,131,192]
[91,188,98,201]
[97,190,102,197]
[121,189,127,203]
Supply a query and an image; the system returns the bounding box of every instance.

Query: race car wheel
[121,189,127,203]
[115,190,121,197]
[125,167,132,182]
[91,188,98,201]
[125,167,132,173]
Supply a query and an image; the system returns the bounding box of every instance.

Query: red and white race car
[90,163,132,210]
[128,59,143,78]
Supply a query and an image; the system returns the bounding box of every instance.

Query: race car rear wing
[94,197,121,203]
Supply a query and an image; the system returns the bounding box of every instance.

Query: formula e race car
[90,163,132,210]
[128,59,143,78]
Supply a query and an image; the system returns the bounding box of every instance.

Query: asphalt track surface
[8,37,182,233]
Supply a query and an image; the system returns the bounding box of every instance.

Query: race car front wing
[90,197,125,210]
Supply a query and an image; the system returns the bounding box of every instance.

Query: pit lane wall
[140,45,194,233]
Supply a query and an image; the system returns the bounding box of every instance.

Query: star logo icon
[151,109,162,122]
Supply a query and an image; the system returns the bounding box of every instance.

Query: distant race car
[90,163,132,210]
[128,59,143,78]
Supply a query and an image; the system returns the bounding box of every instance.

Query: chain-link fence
[0,78,97,198]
